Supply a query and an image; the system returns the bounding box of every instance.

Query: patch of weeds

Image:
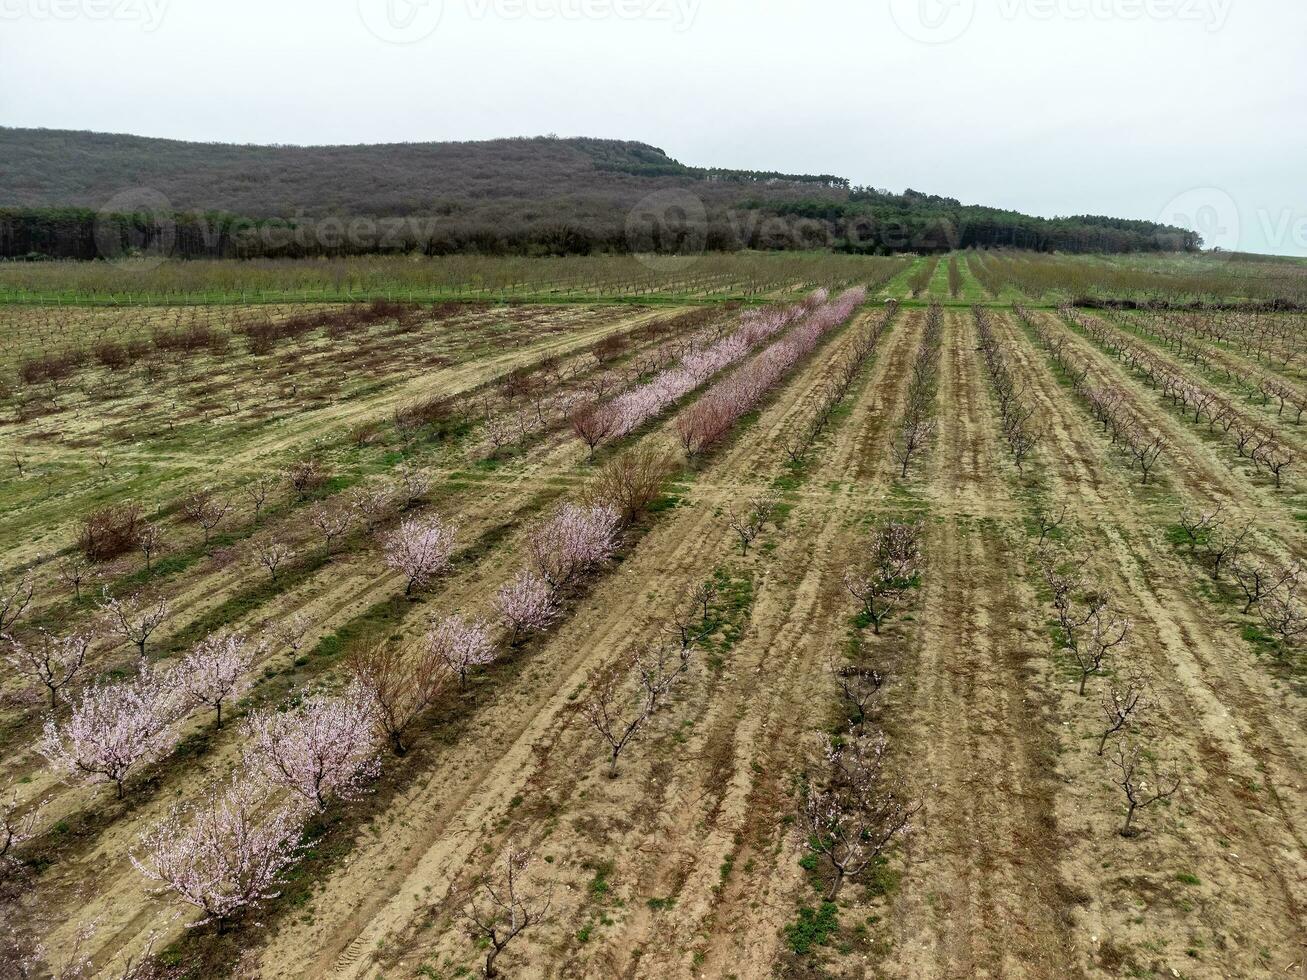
[784,901,839,955]
[646,896,676,911]
[586,859,614,902]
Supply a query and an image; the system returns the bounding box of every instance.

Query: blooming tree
[4,627,96,708]
[494,570,559,646]
[138,523,166,573]
[131,776,304,929]
[798,731,919,899]
[175,633,256,728]
[243,687,381,810]
[384,515,458,595]
[309,502,355,554]
[527,503,620,591]
[38,670,182,798]
[426,614,496,686]
[266,611,311,654]
[252,535,295,581]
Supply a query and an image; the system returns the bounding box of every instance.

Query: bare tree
[891,417,937,479]
[582,445,676,528]
[1098,667,1151,756]
[583,646,680,775]
[4,627,96,709]
[346,633,451,756]
[1110,741,1181,837]
[1035,500,1069,548]
[138,524,165,574]
[1205,522,1252,581]
[726,492,777,556]
[1231,558,1292,615]
[688,579,718,623]
[57,555,91,601]
[100,590,169,659]
[843,521,923,634]
[1063,595,1132,696]
[242,474,280,524]
[288,457,327,501]
[182,490,232,546]
[569,401,615,462]
[462,843,553,979]
[1178,505,1221,554]
[1260,570,1307,648]
[830,658,885,727]
[0,574,34,633]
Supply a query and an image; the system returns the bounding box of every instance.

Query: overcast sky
[2,0,1304,254]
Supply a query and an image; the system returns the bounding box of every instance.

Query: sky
[2,0,1304,254]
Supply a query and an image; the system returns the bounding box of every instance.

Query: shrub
[78,502,145,561]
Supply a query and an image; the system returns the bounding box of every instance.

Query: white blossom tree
[243,687,381,810]
[426,615,496,686]
[384,515,457,595]
[130,776,304,930]
[175,633,257,728]
[38,669,182,798]
[494,570,559,646]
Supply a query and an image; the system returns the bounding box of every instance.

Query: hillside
[0,128,1199,259]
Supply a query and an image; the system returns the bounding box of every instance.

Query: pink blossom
[243,686,381,810]
[527,502,620,590]
[494,570,559,645]
[677,288,865,455]
[130,776,304,928]
[37,668,182,799]
[175,632,257,728]
[426,614,496,685]
[384,515,458,595]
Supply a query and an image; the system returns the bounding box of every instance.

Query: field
[1,252,1305,980]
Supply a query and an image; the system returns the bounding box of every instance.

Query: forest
[0,128,1199,260]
